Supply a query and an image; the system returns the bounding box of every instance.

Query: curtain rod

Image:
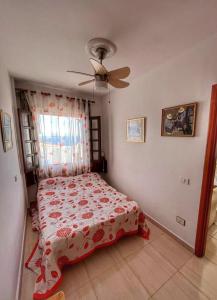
[16,88,95,104]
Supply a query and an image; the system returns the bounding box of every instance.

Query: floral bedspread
[26,173,149,299]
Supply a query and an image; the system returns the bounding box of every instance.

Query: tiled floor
[206,223,217,266]
[21,216,217,299]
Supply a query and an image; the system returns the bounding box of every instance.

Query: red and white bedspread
[26,172,150,299]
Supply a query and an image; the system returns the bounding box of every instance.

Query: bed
[26,172,149,299]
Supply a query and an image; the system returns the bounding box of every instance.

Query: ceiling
[1,0,217,93]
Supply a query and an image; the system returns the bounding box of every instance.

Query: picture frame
[127,117,145,143]
[161,102,197,137]
[0,110,13,152]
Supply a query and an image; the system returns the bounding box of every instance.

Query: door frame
[195,84,217,256]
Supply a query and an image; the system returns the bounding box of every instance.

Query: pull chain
[108,84,111,104]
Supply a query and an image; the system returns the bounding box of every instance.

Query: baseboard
[15,209,28,300]
[145,213,194,253]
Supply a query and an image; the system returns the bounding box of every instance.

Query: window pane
[38,114,84,167]
[93,152,99,160]
[23,128,30,141]
[93,141,98,151]
[91,119,98,129]
[92,131,98,140]
[25,142,32,155]
[21,113,29,126]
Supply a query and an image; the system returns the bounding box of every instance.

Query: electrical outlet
[176,216,186,226]
[180,177,190,185]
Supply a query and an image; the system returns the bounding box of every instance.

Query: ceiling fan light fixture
[95,80,108,91]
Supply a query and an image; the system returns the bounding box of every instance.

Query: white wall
[0,62,26,299]
[102,34,217,248]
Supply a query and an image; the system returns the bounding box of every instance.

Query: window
[17,90,38,185]
[20,92,91,177]
[89,116,102,171]
[38,114,86,167]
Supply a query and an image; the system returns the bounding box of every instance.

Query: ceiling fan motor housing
[68,38,129,89]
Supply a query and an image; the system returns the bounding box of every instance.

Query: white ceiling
[1,0,217,93]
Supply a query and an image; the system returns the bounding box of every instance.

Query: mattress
[26,172,149,299]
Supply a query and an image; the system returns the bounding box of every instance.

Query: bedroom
[1,0,217,299]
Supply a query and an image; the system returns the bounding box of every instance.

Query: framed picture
[0,110,13,152]
[127,117,145,142]
[161,102,197,137]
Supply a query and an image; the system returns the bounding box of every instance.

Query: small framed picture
[161,102,197,137]
[0,110,13,152]
[127,117,145,143]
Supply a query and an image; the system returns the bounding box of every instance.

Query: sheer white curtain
[28,92,90,178]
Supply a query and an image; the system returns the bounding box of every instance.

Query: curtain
[27,92,90,178]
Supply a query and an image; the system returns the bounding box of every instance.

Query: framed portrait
[161,102,197,137]
[0,110,13,152]
[127,117,145,142]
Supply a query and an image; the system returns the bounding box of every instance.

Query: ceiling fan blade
[108,77,129,88]
[67,70,94,77]
[78,79,95,86]
[89,58,107,75]
[108,67,130,79]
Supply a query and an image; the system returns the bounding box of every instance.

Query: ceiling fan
[67,38,130,90]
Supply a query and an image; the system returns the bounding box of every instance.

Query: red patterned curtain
[28,92,90,178]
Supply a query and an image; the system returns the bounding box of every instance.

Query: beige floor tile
[107,244,130,265]
[180,256,217,299]
[152,272,208,300]
[92,264,150,300]
[205,236,217,265]
[100,246,150,299]
[212,231,217,240]
[64,282,97,300]
[208,223,217,237]
[84,247,114,279]
[146,220,164,242]
[115,234,150,259]
[60,262,90,294]
[151,234,192,269]
[126,244,176,296]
